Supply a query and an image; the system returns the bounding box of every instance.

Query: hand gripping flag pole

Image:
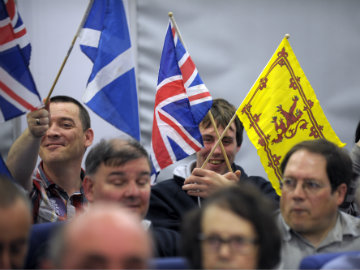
[168,12,232,173]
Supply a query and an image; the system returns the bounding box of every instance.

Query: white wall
[5,0,360,181]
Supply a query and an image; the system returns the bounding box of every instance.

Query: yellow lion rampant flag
[236,36,345,195]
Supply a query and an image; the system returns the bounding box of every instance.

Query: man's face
[196,123,240,174]
[201,205,259,269]
[84,157,151,219]
[62,210,151,269]
[0,199,32,269]
[39,102,93,165]
[280,149,346,241]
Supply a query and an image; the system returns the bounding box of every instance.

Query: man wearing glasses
[276,139,360,269]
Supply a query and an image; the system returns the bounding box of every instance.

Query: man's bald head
[50,203,152,269]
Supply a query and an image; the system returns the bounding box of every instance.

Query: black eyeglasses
[198,234,258,254]
[281,178,327,195]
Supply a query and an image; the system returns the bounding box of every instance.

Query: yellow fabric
[236,37,345,195]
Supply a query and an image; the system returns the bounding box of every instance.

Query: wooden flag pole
[205,112,233,171]
[201,113,238,169]
[44,0,94,106]
[168,12,233,172]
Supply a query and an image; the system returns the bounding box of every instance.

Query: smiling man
[146,98,279,233]
[6,96,94,223]
[276,139,360,269]
[82,138,180,257]
[83,138,151,219]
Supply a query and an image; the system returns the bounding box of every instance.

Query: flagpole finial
[285,33,290,39]
[168,12,173,18]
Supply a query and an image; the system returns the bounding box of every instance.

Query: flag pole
[168,12,233,173]
[44,0,94,106]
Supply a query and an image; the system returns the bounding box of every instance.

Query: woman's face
[201,205,259,269]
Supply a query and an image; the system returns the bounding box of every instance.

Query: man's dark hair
[280,139,353,192]
[355,120,360,143]
[85,138,150,175]
[0,175,31,210]
[50,95,91,131]
[181,183,281,269]
[200,98,243,147]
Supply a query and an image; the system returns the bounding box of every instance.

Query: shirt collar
[278,210,360,245]
[35,161,86,196]
[173,160,197,179]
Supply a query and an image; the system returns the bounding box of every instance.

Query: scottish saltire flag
[0,0,41,122]
[79,0,140,140]
[150,19,212,184]
[0,154,11,178]
[236,37,344,195]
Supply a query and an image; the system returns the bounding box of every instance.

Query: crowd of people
[1,95,359,269]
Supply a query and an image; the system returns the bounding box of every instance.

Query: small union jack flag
[0,0,41,122]
[150,19,212,184]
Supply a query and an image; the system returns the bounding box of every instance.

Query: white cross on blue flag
[80,0,140,140]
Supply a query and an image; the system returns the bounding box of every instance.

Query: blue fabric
[80,0,140,140]
[149,257,189,269]
[0,154,11,178]
[299,251,360,269]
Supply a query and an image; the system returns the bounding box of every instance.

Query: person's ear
[83,176,95,202]
[84,128,94,148]
[335,183,347,206]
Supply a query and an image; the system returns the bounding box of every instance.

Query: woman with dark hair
[181,183,281,269]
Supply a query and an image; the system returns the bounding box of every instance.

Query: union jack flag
[0,0,41,122]
[150,19,212,183]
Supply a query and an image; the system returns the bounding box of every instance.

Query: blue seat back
[149,257,189,269]
[299,251,360,269]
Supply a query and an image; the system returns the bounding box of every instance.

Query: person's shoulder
[152,176,182,190]
[150,175,185,199]
[339,210,360,225]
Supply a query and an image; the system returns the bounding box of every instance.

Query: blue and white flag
[80,0,140,140]
[0,0,42,122]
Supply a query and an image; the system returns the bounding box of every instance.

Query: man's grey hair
[85,138,150,175]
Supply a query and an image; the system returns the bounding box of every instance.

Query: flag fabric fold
[236,37,345,195]
[150,19,212,184]
[0,154,11,178]
[0,0,42,122]
[79,0,140,140]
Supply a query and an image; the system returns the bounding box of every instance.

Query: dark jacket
[146,163,279,232]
